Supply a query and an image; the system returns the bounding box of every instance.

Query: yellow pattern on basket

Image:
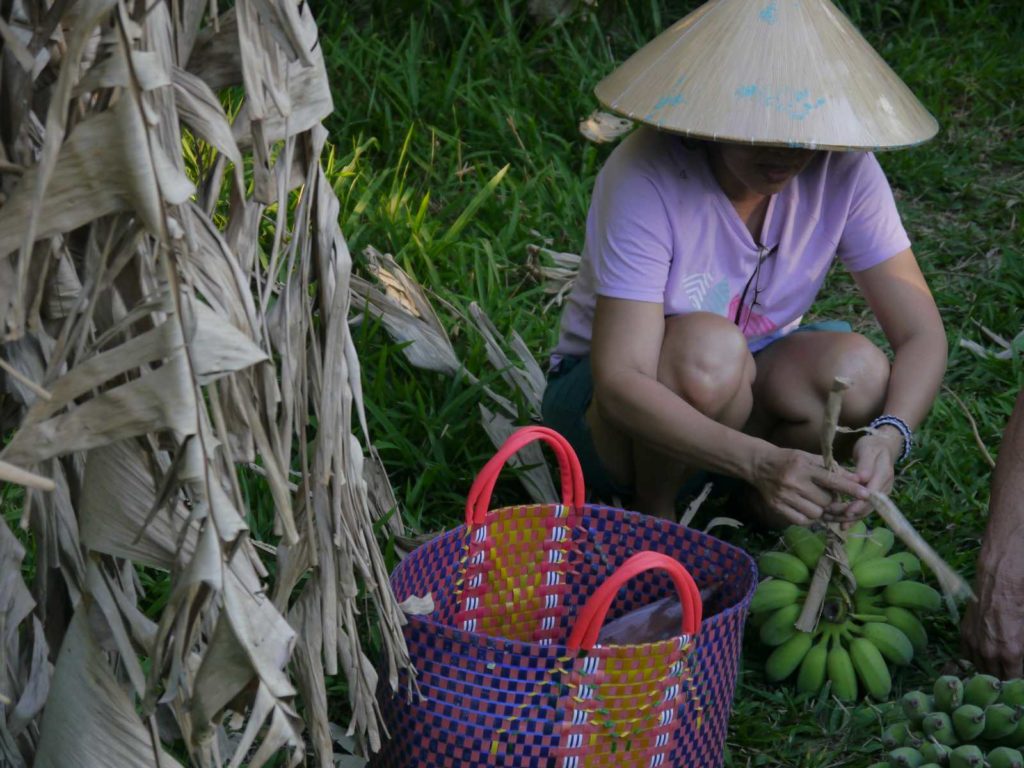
[488,637,701,764]
[470,503,576,642]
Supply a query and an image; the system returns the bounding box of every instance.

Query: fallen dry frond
[526,243,580,311]
[351,246,464,376]
[352,253,559,502]
[959,322,1024,361]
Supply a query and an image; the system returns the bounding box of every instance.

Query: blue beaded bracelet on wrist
[869,415,914,463]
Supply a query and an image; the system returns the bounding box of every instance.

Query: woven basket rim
[391,502,758,651]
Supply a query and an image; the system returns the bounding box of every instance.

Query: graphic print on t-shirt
[727,293,778,337]
[680,273,730,316]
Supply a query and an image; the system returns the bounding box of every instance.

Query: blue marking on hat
[736,84,827,120]
[645,81,687,121]
[759,1,778,24]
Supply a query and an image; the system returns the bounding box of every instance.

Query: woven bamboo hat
[594,0,938,150]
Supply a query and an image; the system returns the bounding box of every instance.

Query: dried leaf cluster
[352,246,561,507]
[526,241,580,311]
[0,1,410,766]
[578,110,634,144]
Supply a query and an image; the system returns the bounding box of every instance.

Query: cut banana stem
[867,490,974,611]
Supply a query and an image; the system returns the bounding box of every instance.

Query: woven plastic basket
[372,426,757,768]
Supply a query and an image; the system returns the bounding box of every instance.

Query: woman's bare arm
[845,248,948,512]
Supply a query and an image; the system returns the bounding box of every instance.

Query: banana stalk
[797,376,973,633]
[867,490,974,613]
[795,378,854,633]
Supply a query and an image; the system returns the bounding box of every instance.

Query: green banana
[855,590,882,615]
[784,525,826,569]
[765,630,815,682]
[796,633,829,695]
[963,673,1003,708]
[918,763,942,768]
[951,703,987,742]
[759,602,803,647]
[884,606,929,654]
[934,676,965,712]
[867,763,894,768]
[758,550,812,584]
[858,622,914,666]
[882,722,912,749]
[901,690,934,725]
[922,711,958,746]
[889,551,923,578]
[827,637,858,702]
[888,747,925,767]
[853,556,905,589]
[883,581,943,613]
[949,744,985,768]
[751,579,803,614]
[1000,680,1024,707]
[982,703,1023,741]
[843,520,869,564]
[748,609,771,629]
[1002,714,1024,748]
[850,636,892,700]
[858,526,896,563]
[987,746,1024,768]
[919,741,953,764]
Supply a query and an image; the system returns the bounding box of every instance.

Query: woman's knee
[829,334,890,423]
[659,313,754,416]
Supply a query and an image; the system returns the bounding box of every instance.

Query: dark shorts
[540,320,852,505]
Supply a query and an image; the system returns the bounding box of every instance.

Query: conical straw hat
[594,0,938,150]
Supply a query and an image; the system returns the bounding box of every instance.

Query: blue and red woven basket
[372,427,757,768]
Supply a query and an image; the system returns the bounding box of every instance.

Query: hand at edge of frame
[961,558,1024,680]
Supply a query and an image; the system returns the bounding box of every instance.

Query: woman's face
[710,143,819,199]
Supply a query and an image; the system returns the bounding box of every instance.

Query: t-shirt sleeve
[836,153,912,273]
[589,165,673,303]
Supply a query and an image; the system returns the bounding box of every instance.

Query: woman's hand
[835,428,904,517]
[961,553,1024,679]
[751,446,870,526]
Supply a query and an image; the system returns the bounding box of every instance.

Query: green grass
[329,0,1020,763]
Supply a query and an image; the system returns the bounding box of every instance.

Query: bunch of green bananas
[751,522,940,702]
[868,676,1024,768]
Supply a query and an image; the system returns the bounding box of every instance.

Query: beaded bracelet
[869,414,914,463]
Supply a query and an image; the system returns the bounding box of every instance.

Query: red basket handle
[464,426,585,526]
[567,552,703,651]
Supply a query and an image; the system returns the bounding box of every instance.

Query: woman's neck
[707,147,771,240]
[732,195,770,240]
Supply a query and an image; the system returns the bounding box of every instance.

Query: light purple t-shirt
[552,127,911,362]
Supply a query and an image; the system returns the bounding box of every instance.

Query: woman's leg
[585,312,755,518]
[746,331,891,453]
